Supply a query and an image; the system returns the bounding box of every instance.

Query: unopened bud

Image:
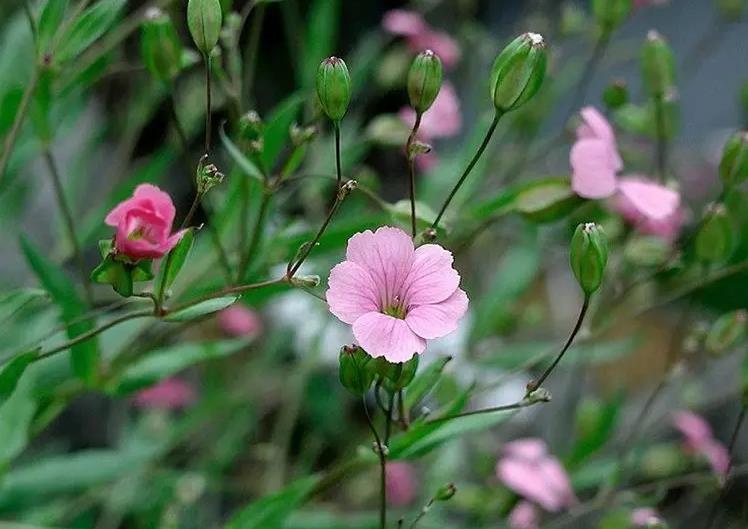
[293,274,321,288]
[719,131,748,188]
[374,354,419,391]
[316,57,352,122]
[705,310,747,355]
[592,0,633,36]
[187,0,223,55]
[407,50,443,114]
[141,8,182,82]
[569,222,608,297]
[196,155,224,194]
[338,345,375,395]
[408,140,432,158]
[602,80,629,110]
[489,32,548,114]
[434,483,457,502]
[695,204,733,264]
[641,30,675,98]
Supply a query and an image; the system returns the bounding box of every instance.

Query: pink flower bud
[217,305,263,337]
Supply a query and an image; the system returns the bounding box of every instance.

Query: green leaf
[20,235,99,386]
[0,288,48,324]
[404,356,452,411]
[514,177,582,223]
[114,339,248,393]
[0,88,22,138]
[37,0,69,54]
[0,372,37,467]
[261,93,305,170]
[56,0,127,64]
[224,476,318,529]
[0,351,37,403]
[219,126,264,182]
[163,295,239,322]
[386,199,444,234]
[154,229,196,296]
[567,395,622,468]
[300,0,340,88]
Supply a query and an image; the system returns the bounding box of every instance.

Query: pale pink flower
[105,184,186,260]
[133,378,196,410]
[570,106,622,199]
[399,82,462,140]
[673,411,730,482]
[326,227,468,363]
[631,508,663,527]
[382,9,460,68]
[496,438,577,512]
[385,462,418,506]
[218,305,263,337]
[613,177,683,241]
[509,501,539,529]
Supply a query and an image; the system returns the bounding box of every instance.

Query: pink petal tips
[570,106,622,199]
[382,9,461,68]
[326,226,468,363]
[218,305,263,337]
[673,410,730,482]
[132,378,196,410]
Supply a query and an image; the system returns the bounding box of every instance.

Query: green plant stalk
[334,122,343,187]
[406,113,423,238]
[362,396,387,529]
[242,2,266,105]
[653,93,668,182]
[204,52,213,153]
[0,67,39,187]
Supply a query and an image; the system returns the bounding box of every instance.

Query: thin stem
[566,34,609,120]
[431,113,501,234]
[204,53,213,153]
[406,113,423,239]
[169,90,189,150]
[653,94,668,182]
[43,149,94,306]
[407,499,435,529]
[334,122,343,187]
[243,3,265,104]
[362,396,387,529]
[526,297,590,394]
[180,193,202,230]
[384,390,395,444]
[239,190,271,282]
[426,394,549,425]
[0,67,39,186]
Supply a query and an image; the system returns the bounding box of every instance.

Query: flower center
[382,296,407,319]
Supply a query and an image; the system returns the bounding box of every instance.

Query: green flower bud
[238,111,264,153]
[187,0,223,55]
[195,155,224,195]
[407,50,443,114]
[705,309,747,356]
[434,483,457,502]
[375,354,419,392]
[339,345,375,396]
[569,222,608,297]
[140,8,183,82]
[602,80,629,110]
[695,204,734,264]
[641,30,675,98]
[489,32,548,114]
[592,0,633,36]
[719,130,748,188]
[316,56,352,122]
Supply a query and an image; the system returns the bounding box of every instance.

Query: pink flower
[382,9,460,68]
[218,305,263,337]
[496,438,577,512]
[673,411,730,482]
[385,462,418,506]
[570,107,622,199]
[613,177,683,241]
[631,508,662,527]
[105,184,186,260]
[326,227,468,363]
[133,378,196,410]
[509,501,539,529]
[399,82,462,140]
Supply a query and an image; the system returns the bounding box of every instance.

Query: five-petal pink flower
[133,378,196,410]
[613,176,683,240]
[385,462,418,506]
[105,184,186,260]
[496,438,577,512]
[326,227,468,363]
[382,9,460,68]
[673,410,730,482]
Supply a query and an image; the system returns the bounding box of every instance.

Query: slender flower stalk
[406,113,423,238]
[0,67,39,186]
[362,396,387,529]
[334,123,343,187]
[653,94,668,181]
[203,53,214,153]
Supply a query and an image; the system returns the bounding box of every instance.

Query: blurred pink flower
[133,378,196,410]
[613,177,683,241]
[496,438,577,512]
[382,9,460,68]
[631,507,662,527]
[385,462,418,506]
[105,184,186,260]
[673,411,730,482]
[326,226,468,362]
[218,305,263,337]
[509,501,539,529]
[570,106,622,199]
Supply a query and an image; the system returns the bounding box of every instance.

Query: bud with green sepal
[695,204,734,264]
[592,0,633,37]
[434,483,457,502]
[570,222,609,297]
[641,30,675,98]
[316,57,352,123]
[375,355,420,392]
[489,32,548,114]
[187,0,223,55]
[91,239,155,297]
[603,80,629,110]
[196,155,224,195]
[705,310,747,355]
[719,131,748,188]
[407,50,443,114]
[339,345,376,395]
[141,8,183,83]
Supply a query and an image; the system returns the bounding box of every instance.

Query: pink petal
[399,84,462,140]
[385,462,418,507]
[162,228,188,253]
[570,139,619,199]
[403,244,460,306]
[410,31,461,68]
[537,458,577,509]
[631,508,661,527]
[504,438,549,461]
[326,261,381,324]
[577,106,615,144]
[617,177,680,221]
[702,440,730,481]
[406,288,468,339]
[352,312,426,362]
[133,378,196,410]
[217,305,263,337]
[133,183,177,225]
[672,410,713,447]
[497,458,565,512]
[382,9,428,37]
[509,501,539,529]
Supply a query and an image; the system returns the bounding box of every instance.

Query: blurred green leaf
[386,199,445,235]
[224,476,319,529]
[405,356,452,412]
[0,288,47,324]
[0,351,36,403]
[219,126,265,182]
[261,93,305,170]
[56,0,126,64]
[567,394,622,467]
[37,0,69,54]
[154,228,196,295]
[164,295,239,322]
[0,372,37,467]
[0,87,23,137]
[20,235,99,386]
[300,0,340,88]
[514,177,582,223]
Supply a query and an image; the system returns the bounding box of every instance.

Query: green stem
[204,52,213,153]
[334,122,343,187]
[239,190,271,282]
[406,113,423,239]
[362,396,387,529]
[0,67,39,187]
[425,392,549,425]
[653,93,668,182]
[242,3,265,105]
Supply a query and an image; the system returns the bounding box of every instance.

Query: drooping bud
[489,32,548,114]
[592,0,633,36]
[705,310,747,356]
[187,0,223,55]
[569,222,608,297]
[695,204,734,264]
[602,80,629,110]
[316,57,352,122]
[434,483,457,502]
[718,131,748,188]
[140,8,183,83]
[407,50,443,114]
[641,30,675,98]
[338,345,375,395]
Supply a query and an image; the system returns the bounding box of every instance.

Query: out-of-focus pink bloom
[613,177,683,241]
[570,107,622,199]
[105,184,186,260]
[382,9,460,68]
[631,508,663,527]
[385,462,418,506]
[218,305,263,337]
[133,378,196,410]
[509,501,539,529]
[496,438,577,512]
[326,227,468,362]
[673,411,730,482]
